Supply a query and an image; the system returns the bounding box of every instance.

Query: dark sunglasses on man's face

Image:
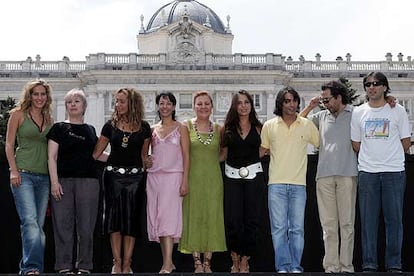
[364,81,383,88]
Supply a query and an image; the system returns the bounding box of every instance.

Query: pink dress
[146,125,184,242]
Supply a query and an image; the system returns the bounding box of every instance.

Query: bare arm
[180,124,190,196]
[93,136,109,160]
[259,147,269,158]
[299,96,320,117]
[141,137,151,170]
[259,146,270,158]
[218,125,227,162]
[401,137,411,153]
[5,110,23,187]
[48,140,63,200]
[351,141,361,153]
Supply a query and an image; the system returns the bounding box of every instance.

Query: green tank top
[15,115,51,174]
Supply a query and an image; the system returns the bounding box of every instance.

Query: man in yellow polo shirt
[261,86,319,273]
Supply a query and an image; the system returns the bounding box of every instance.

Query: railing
[1,53,414,74]
[0,62,22,71]
[105,54,130,64]
[241,55,266,64]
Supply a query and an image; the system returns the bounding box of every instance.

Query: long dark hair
[273,86,300,116]
[222,90,262,147]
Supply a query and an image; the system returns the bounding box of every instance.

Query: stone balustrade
[1,53,414,76]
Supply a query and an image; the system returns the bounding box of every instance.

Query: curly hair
[111,88,145,131]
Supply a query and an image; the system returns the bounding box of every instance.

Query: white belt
[225,162,263,180]
[106,166,142,175]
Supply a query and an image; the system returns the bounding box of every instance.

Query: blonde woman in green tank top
[5,79,53,275]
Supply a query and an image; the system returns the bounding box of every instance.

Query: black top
[47,122,98,178]
[226,126,261,168]
[101,120,151,167]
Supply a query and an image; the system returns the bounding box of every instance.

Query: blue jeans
[268,184,306,273]
[11,172,50,274]
[358,171,405,270]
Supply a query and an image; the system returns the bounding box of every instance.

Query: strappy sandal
[230,252,240,273]
[193,252,203,273]
[122,259,133,274]
[111,258,122,274]
[159,269,170,274]
[240,256,250,273]
[159,264,176,274]
[203,257,212,273]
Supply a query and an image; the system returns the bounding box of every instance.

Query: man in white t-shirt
[351,71,411,273]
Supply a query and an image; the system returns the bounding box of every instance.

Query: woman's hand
[9,170,21,187]
[51,182,64,201]
[180,181,189,197]
[144,155,153,170]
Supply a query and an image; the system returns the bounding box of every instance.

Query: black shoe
[387,268,402,273]
[362,268,377,273]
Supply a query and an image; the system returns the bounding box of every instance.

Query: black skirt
[103,170,146,237]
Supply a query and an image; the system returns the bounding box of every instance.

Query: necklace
[193,120,214,145]
[121,131,132,148]
[29,111,45,132]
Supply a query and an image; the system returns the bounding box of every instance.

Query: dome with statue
[138,0,233,56]
[145,0,227,34]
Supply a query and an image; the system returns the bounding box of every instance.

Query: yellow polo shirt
[261,115,319,185]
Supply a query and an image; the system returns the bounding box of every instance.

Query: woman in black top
[48,89,106,274]
[93,88,151,274]
[221,90,267,273]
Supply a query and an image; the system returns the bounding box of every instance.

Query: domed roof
[145,0,227,34]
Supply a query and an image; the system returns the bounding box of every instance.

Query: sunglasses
[364,81,383,88]
[320,96,334,104]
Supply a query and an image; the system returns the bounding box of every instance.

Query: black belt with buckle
[106,165,142,175]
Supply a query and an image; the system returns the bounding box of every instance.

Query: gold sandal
[203,253,212,273]
[230,252,240,273]
[193,252,203,273]
[240,256,250,273]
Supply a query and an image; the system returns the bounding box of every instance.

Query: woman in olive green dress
[178,91,226,273]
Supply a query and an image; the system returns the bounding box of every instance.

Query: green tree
[339,77,361,105]
[0,97,16,147]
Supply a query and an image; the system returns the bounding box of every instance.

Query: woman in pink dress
[146,92,190,273]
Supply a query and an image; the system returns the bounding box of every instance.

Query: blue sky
[1,0,413,62]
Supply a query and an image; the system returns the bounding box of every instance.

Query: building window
[252,93,261,110]
[179,93,192,109]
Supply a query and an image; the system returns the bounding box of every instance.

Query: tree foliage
[0,97,16,146]
[339,77,361,105]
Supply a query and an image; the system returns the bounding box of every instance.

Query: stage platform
[1,273,414,276]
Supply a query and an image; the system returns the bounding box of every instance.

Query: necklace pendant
[121,136,129,148]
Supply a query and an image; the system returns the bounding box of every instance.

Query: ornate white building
[0,0,413,145]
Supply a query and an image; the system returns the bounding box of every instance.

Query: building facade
[0,0,413,147]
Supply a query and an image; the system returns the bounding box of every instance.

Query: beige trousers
[316,176,357,273]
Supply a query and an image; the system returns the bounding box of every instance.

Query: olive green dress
[178,121,227,253]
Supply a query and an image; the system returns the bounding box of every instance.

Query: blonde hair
[64,88,87,115]
[12,79,53,125]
